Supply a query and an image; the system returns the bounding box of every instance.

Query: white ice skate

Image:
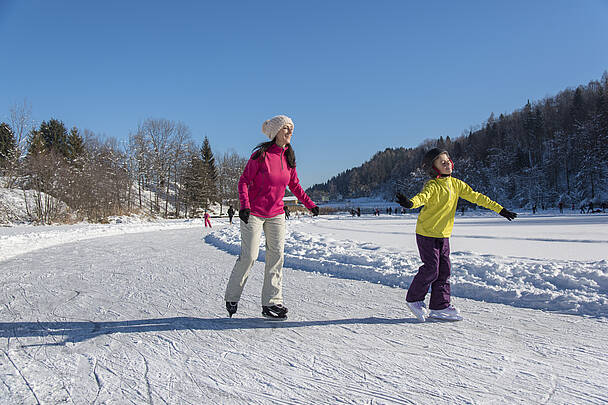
[428,304,463,321]
[406,301,428,322]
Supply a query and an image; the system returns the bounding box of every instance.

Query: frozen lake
[1,213,607,403]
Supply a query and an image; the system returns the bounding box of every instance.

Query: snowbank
[205,219,608,317]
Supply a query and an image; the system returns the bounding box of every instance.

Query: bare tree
[217,150,247,212]
[170,122,193,217]
[9,99,34,158]
[128,118,195,218]
[140,119,174,215]
[23,150,69,224]
[4,100,34,188]
[128,129,151,211]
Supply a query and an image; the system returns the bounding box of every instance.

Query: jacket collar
[268,143,288,153]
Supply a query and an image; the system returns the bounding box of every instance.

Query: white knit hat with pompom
[262,115,294,140]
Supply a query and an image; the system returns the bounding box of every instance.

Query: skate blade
[262,315,288,321]
[428,314,463,321]
[412,315,426,322]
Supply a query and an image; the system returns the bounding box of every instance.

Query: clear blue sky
[1,1,608,188]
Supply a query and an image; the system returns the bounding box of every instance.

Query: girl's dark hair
[252,139,296,168]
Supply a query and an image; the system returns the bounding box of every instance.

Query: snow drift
[206,219,608,317]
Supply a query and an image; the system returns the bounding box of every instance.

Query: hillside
[307,73,608,209]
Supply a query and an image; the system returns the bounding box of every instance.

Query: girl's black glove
[310,206,320,216]
[395,193,413,209]
[499,208,517,221]
[239,208,251,224]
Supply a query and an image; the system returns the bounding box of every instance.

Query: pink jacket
[238,144,316,218]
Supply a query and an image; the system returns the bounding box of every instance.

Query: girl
[396,148,517,321]
[224,115,319,319]
[203,211,212,228]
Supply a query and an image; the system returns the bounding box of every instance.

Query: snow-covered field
[1,213,607,403]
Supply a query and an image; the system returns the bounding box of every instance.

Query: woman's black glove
[310,206,320,216]
[395,192,413,209]
[239,208,251,224]
[499,208,517,221]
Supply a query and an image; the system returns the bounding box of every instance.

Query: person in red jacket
[224,115,319,319]
[203,211,212,228]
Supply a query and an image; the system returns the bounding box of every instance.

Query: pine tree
[522,101,537,167]
[27,129,46,156]
[597,84,608,140]
[183,154,205,215]
[199,136,218,207]
[0,122,17,166]
[28,119,70,158]
[66,127,86,163]
[571,87,586,126]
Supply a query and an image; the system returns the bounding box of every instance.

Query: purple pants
[406,234,451,310]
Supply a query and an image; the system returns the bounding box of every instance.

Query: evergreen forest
[306,72,608,210]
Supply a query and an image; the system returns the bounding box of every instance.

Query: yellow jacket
[410,177,503,238]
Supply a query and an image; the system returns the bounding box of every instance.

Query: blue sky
[1,1,608,188]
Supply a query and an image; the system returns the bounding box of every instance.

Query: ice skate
[428,304,463,321]
[226,301,238,317]
[406,300,428,322]
[262,304,288,320]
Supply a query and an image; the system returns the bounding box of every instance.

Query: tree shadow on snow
[0,316,421,346]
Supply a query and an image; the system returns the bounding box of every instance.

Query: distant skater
[227,206,235,225]
[204,211,212,228]
[396,148,517,322]
[224,115,319,319]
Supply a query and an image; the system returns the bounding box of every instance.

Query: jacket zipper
[447,178,452,201]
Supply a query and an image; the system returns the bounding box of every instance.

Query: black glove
[239,208,251,224]
[499,208,517,221]
[395,192,413,209]
[310,206,320,216]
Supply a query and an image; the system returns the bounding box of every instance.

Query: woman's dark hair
[252,139,296,168]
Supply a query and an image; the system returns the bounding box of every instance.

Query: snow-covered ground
[1,213,607,403]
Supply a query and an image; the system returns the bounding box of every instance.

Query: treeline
[0,107,247,223]
[307,72,608,209]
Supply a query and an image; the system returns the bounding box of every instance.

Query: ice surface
[1,214,607,403]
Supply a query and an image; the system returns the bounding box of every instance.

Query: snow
[0,187,69,224]
[1,213,607,403]
[0,218,205,263]
[0,180,225,225]
[207,215,608,318]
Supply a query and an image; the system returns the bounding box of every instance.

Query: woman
[224,115,319,319]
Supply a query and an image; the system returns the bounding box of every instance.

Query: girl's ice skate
[406,301,428,322]
[428,304,463,321]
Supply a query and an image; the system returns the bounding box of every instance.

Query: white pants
[224,213,286,306]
